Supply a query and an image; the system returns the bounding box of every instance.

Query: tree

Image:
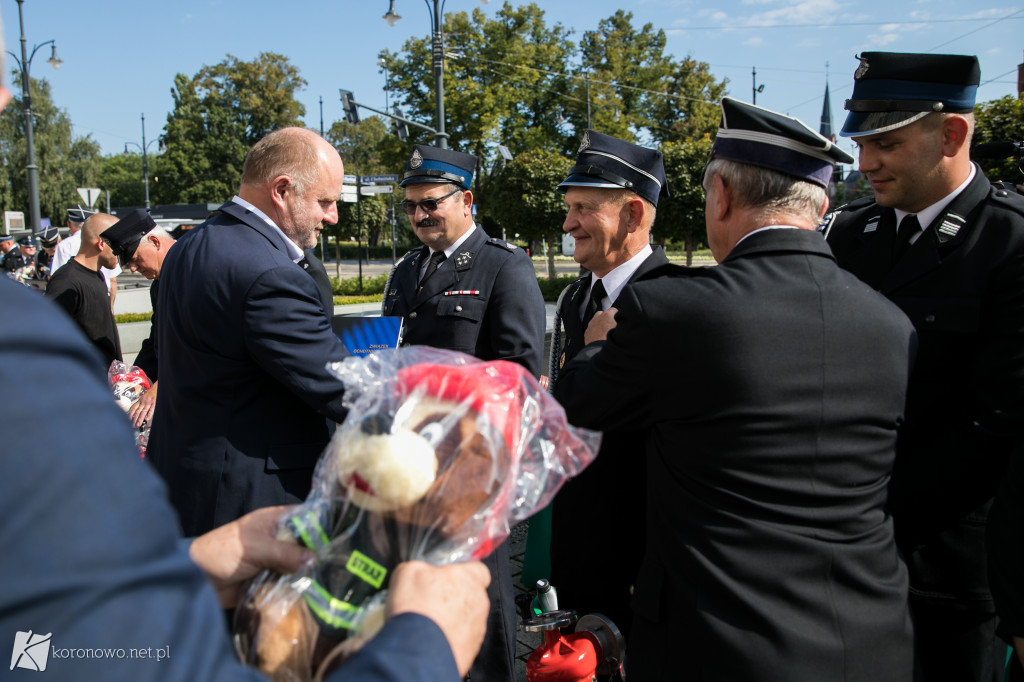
[489,148,572,278]
[160,53,306,203]
[382,2,576,219]
[647,56,727,144]
[97,151,171,209]
[658,135,713,264]
[973,95,1024,187]
[0,75,102,224]
[571,10,674,141]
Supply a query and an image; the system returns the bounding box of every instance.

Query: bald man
[45,213,122,368]
[149,127,351,537]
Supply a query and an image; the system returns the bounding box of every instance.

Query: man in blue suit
[0,274,492,682]
[149,127,351,537]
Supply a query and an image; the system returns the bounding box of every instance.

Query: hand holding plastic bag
[108,360,151,458]
[234,347,601,682]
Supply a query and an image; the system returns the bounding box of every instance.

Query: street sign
[343,174,358,185]
[77,187,102,207]
[361,174,399,184]
[341,186,359,203]
[360,185,394,196]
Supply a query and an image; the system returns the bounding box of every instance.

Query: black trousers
[911,594,1003,682]
[468,538,517,682]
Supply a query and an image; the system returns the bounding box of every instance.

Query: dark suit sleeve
[554,285,661,432]
[242,264,350,422]
[134,281,159,380]
[485,249,547,377]
[0,280,463,682]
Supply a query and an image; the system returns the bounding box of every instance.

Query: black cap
[841,52,980,138]
[558,130,669,207]
[103,209,156,268]
[399,145,477,190]
[711,97,853,188]
[36,225,60,246]
[17,236,35,248]
[67,205,97,223]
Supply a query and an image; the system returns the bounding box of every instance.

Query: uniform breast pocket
[898,295,981,334]
[437,296,486,323]
[433,296,487,349]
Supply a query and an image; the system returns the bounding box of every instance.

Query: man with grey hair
[554,98,915,680]
[149,127,351,538]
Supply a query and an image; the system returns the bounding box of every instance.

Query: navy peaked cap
[103,209,156,268]
[18,236,35,247]
[558,130,669,207]
[841,52,980,138]
[400,145,477,190]
[67,205,97,223]
[36,225,60,246]
[712,97,853,188]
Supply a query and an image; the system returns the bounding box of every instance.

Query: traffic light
[339,89,360,124]
[392,107,408,142]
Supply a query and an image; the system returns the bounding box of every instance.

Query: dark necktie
[297,256,311,271]
[582,279,606,329]
[893,214,921,264]
[420,250,447,285]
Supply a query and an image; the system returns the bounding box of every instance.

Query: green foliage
[114,312,154,324]
[98,151,169,209]
[0,75,102,224]
[159,53,306,203]
[658,136,714,261]
[333,273,389,296]
[973,96,1024,186]
[489,148,572,277]
[536,274,578,301]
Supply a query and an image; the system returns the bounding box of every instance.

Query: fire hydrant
[521,580,625,681]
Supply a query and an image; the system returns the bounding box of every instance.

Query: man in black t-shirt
[45,213,122,369]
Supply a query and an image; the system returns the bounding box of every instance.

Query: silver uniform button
[455,305,463,312]
[409,312,418,319]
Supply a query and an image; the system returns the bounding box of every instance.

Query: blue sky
[2,0,1022,163]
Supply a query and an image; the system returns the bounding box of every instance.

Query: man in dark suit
[545,130,669,637]
[103,209,176,429]
[149,127,350,538]
[382,145,546,682]
[824,52,1024,682]
[555,97,916,681]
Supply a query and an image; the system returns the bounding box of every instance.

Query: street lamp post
[383,1,490,149]
[6,0,62,234]
[124,113,158,209]
[752,66,765,105]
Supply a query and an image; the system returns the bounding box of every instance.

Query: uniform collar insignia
[454,250,474,268]
[410,148,424,169]
[863,216,879,233]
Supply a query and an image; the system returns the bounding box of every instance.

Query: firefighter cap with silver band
[558,130,669,207]
[711,96,853,189]
[840,51,980,138]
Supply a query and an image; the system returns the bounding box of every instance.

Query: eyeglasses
[398,188,462,216]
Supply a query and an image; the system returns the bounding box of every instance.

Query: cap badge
[578,130,591,153]
[410,148,424,169]
[854,55,870,80]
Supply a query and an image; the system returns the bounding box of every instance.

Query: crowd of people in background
[3,37,1024,682]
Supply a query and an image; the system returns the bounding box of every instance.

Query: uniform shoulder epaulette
[822,196,879,236]
[486,237,518,252]
[395,248,420,266]
[989,185,1024,216]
